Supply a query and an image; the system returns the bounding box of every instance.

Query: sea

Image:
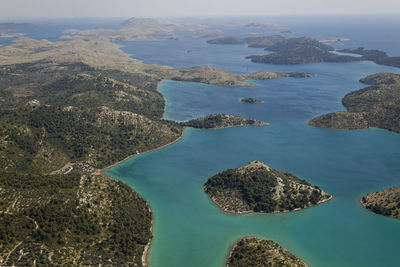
[4,15,400,267]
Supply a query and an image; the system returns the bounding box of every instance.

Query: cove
[106,59,400,267]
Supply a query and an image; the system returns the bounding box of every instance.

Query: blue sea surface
[105,16,400,267]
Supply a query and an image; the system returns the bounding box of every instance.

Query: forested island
[182,114,268,129]
[227,237,309,267]
[204,160,331,214]
[361,187,400,219]
[208,35,400,68]
[309,73,400,133]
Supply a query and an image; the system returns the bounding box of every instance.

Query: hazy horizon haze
[1,0,400,19]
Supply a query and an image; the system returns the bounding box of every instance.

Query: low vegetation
[309,73,400,133]
[227,237,308,267]
[204,160,331,214]
[182,114,268,129]
[0,172,152,266]
[361,187,400,219]
[208,35,360,64]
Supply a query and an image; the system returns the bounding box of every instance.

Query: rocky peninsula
[309,73,400,133]
[227,237,309,267]
[204,160,332,214]
[361,187,400,219]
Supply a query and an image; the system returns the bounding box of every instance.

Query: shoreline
[101,129,185,173]
[100,131,184,267]
[157,80,168,120]
[101,79,268,266]
[141,209,154,267]
[100,81,184,266]
[206,189,333,215]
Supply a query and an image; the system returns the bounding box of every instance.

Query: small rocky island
[361,187,400,219]
[309,72,400,133]
[181,114,268,129]
[204,160,331,214]
[245,70,315,80]
[240,97,263,103]
[227,237,309,267]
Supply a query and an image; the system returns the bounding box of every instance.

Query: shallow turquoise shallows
[106,17,400,267]
[106,59,400,266]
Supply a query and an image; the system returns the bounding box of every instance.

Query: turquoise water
[106,61,400,266]
[102,16,400,267]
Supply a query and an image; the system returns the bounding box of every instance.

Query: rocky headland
[361,187,400,219]
[309,73,400,133]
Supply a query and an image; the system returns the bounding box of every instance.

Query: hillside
[227,237,309,267]
[246,46,359,65]
[0,38,314,88]
[0,172,152,266]
[245,71,315,80]
[309,73,400,133]
[361,187,400,219]
[0,61,181,265]
[204,161,331,214]
[64,17,206,42]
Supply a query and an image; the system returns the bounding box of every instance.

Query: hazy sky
[1,0,400,18]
